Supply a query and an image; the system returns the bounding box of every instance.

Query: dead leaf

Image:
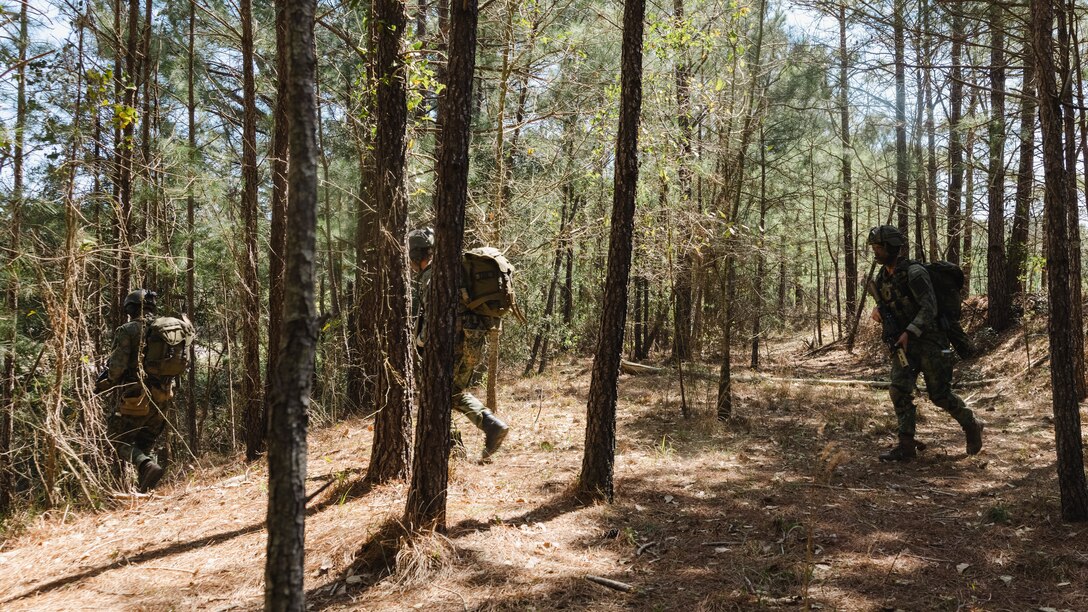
[956,563,970,574]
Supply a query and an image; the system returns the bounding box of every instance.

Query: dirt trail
[0,328,1085,611]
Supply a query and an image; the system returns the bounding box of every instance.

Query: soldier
[408,228,510,461]
[97,289,193,491]
[867,226,984,461]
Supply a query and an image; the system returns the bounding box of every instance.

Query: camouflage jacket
[107,314,156,385]
[874,258,940,339]
[414,266,498,347]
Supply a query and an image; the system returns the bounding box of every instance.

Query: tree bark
[946,5,964,264]
[894,0,909,235]
[1031,0,1088,522]
[404,0,479,532]
[367,0,414,484]
[986,2,1011,330]
[240,0,265,460]
[1008,41,1035,298]
[578,0,644,504]
[266,0,291,426]
[186,0,199,455]
[265,0,318,604]
[838,2,856,320]
[0,0,29,514]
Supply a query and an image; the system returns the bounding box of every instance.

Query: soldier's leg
[107,412,151,466]
[882,355,922,461]
[888,356,919,439]
[454,328,509,459]
[920,346,983,454]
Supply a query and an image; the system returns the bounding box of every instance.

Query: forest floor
[0,316,1086,611]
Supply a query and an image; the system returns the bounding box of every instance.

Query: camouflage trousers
[107,383,172,466]
[888,333,976,438]
[452,328,490,429]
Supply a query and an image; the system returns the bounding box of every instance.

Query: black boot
[879,435,919,462]
[137,459,164,492]
[480,411,509,461]
[964,420,984,455]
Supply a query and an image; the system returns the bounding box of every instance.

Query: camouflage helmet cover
[123,289,158,316]
[407,227,435,263]
[867,225,906,248]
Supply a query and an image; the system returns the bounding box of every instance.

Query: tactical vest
[875,260,922,335]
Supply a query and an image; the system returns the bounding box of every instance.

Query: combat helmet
[123,289,158,318]
[407,227,435,264]
[867,225,907,248]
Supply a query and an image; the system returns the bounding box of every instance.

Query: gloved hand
[94,370,113,394]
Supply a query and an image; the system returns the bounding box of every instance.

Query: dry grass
[0,323,1086,611]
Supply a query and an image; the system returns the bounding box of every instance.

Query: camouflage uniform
[416,266,498,427]
[875,259,982,450]
[103,314,173,477]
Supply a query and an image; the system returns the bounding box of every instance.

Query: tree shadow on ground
[0,475,374,605]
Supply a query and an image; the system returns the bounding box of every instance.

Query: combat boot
[964,420,984,455]
[480,411,509,461]
[879,435,919,462]
[137,459,164,492]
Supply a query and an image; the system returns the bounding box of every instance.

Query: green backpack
[461,247,523,321]
[143,316,196,377]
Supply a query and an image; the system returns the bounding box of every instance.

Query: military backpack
[924,260,965,322]
[461,247,523,321]
[143,316,196,377]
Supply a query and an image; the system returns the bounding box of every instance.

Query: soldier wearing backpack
[867,226,984,461]
[408,228,510,461]
[96,289,195,491]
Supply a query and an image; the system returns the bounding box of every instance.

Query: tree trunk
[838,2,856,320]
[579,0,644,504]
[265,0,318,604]
[0,0,29,514]
[894,0,909,235]
[946,5,964,264]
[1008,41,1035,298]
[367,0,414,484]
[186,0,199,455]
[1031,0,1088,522]
[404,0,479,532]
[266,0,291,425]
[987,1,1011,330]
[751,125,767,364]
[671,0,694,362]
[240,0,265,460]
[923,0,939,260]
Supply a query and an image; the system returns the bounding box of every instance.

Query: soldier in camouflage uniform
[409,228,510,461]
[96,289,170,491]
[868,226,984,461]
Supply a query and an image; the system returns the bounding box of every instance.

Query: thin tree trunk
[265,0,318,604]
[671,0,694,363]
[987,1,1011,330]
[579,0,644,504]
[240,0,265,460]
[266,0,291,424]
[367,0,414,484]
[946,5,964,264]
[838,2,856,319]
[923,0,939,260]
[751,125,767,365]
[1008,41,1035,298]
[186,0,199,455]
[0,0,29,514]
[894,0,909,235]
[404,0,480,532]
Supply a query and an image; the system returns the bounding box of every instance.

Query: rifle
[866,280,909,367]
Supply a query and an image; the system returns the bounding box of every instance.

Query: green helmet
[407,227,434,264]
[867,225,906,248]
[123,289,158,317]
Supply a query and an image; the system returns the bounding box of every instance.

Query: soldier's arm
[107,325,133,383]
[905,264,939,337]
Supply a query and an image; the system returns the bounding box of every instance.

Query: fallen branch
[635,541,657,556]
[585,575,637,593]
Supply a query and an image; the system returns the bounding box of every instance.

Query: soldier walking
[867,226,984,461]
[408,228,510,461]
